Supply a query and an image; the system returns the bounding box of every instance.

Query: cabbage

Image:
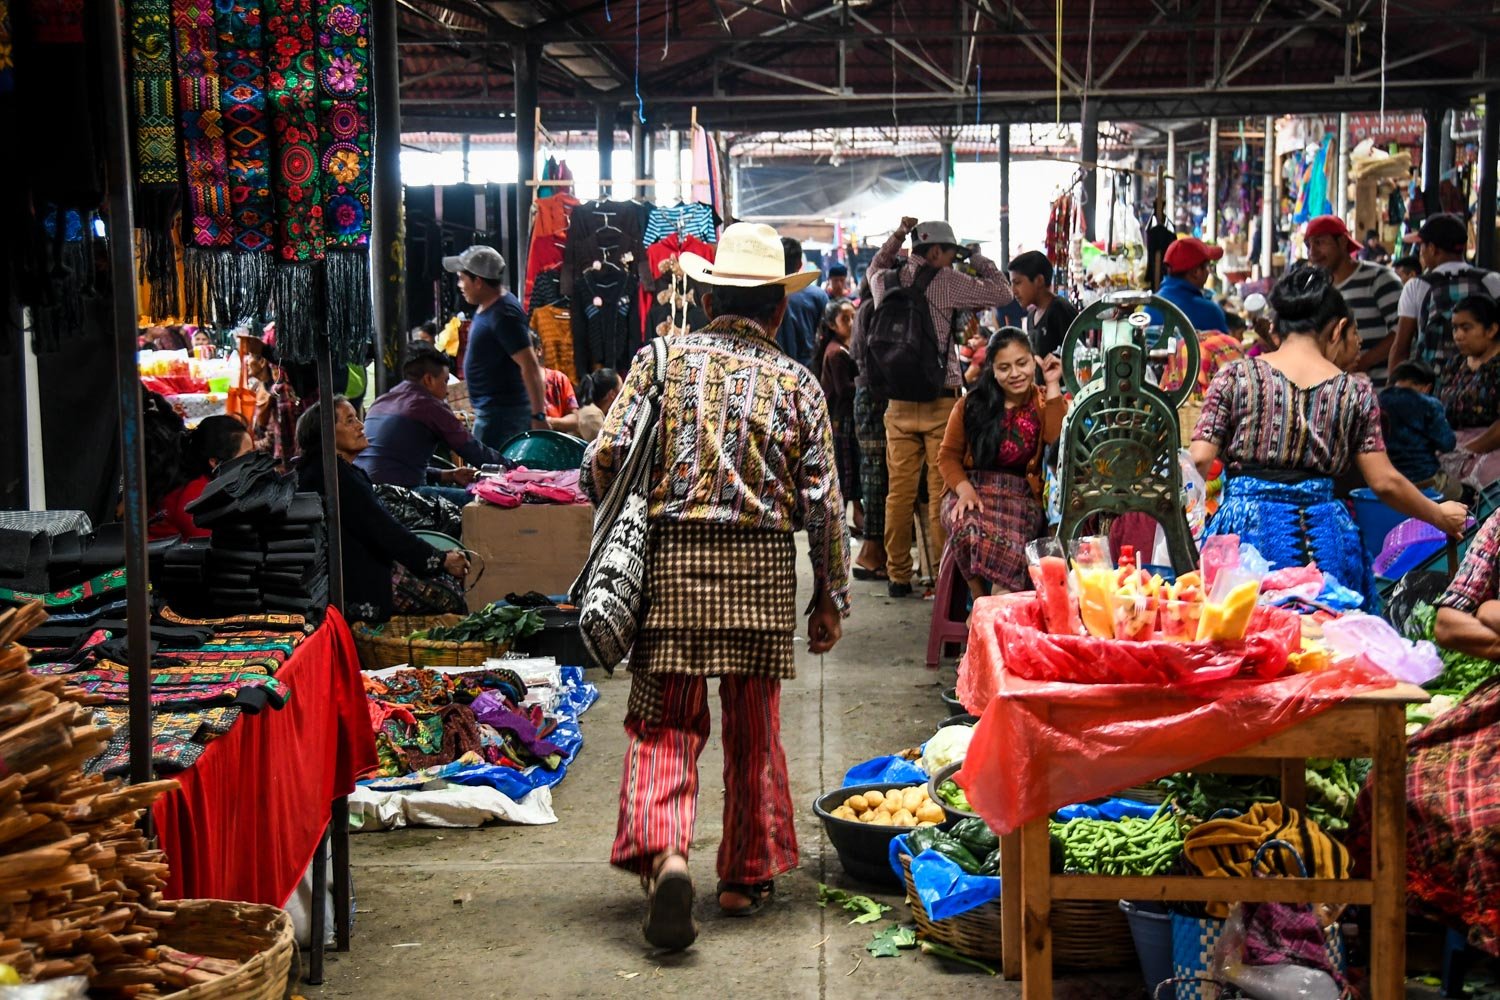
[919,725,975,773]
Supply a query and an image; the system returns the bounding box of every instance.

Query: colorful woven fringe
[128,0,182,319]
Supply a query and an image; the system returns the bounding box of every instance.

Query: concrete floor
[301,549,1465,1000]
[302,550,1109,1000]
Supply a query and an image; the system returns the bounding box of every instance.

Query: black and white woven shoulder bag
[570,336,670,673]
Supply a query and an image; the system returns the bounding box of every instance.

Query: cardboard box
[462,502,594,611]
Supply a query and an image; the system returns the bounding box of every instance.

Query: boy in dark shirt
[1008,250,1078,358]
[1379,361,1456,489]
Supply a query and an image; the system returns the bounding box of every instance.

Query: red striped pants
[611,674,800,883]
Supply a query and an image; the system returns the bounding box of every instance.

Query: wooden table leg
[1370,705,1408,1000]
[1001,830,1021,979]
[1279,757,1307,812]
[1019,818,1053,999]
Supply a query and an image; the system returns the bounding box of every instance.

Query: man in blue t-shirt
[1147,237,1230,334]
[442,246,549,450]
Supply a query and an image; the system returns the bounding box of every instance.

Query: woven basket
[899,854,1135,968]
[157,899,294,999]
[352,614,513,671]
[1177,399,1205,448]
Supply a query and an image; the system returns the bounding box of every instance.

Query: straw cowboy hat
[680,223,820,292]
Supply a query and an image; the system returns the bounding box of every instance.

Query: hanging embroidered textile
[171,0,233,249]
[266,0,324,361]
[128,0,182,320]
[316,0,371,366]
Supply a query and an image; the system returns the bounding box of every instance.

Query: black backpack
[864,266,947,402]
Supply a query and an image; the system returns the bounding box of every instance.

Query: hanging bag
[570,336,670,673]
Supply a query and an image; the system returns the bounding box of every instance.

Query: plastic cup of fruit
[1111,593,1157,642]
[1159,600,1202,642]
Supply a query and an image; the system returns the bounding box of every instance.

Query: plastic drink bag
[1179,449,1208,541]
[1199,533,1241,590]
[1027,538,1083,635]
[1068,535,1116,639]
[1320,612,1443,685]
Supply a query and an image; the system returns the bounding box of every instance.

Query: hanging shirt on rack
[641,233,716,338]
[530,270,564,311]
[644,202,719,245]
[530,303,577,383]
[563,200,651,371]
[524,192,579,304]
[577,263,639,373]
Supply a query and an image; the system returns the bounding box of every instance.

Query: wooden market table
[997,682,1428,999]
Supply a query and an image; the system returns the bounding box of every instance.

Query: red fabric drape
[955,594,1394,834]
[153,607,377,905]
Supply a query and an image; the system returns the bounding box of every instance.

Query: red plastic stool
[925,544,970,668]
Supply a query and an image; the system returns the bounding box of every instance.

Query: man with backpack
[867,217,1013,597]
[1387,213,1500,378]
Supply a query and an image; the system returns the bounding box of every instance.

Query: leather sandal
[716,880,774,917]
[643,852,698,951]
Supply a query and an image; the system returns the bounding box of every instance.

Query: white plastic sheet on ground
[349,782,556,831]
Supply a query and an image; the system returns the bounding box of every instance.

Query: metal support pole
[370,0,402,396]
[461,135,471,183]
[1205,118,1220,243]
[999,126,1011,268]
[1165,126,1178,226]
[941,138,954,220]
[1422,106,1443,221]
[596,102,615,185]
[307,829,329,984]
[1261,115,1276,277]
[1478,91,1499,270]
[101,0,153,791]
[1081,104,1099,240]
[632,117,648,191]
[513,41,539,283]
[331,795,351,950]
[728,152,740,221]
[1335,112,1350,222]
[1439,109,1455,191]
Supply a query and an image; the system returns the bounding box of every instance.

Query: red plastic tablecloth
[153,607,377,906]
[954,594,1395,834]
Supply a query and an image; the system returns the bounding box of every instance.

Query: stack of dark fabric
[181,453,328,621]
[155,538,212,614]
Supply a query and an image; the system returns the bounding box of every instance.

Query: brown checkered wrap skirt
[627,521,797,723]
[938,469,1044,593]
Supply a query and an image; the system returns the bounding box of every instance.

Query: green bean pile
[1047,805,1183,876]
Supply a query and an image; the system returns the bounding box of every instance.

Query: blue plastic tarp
[886,833,1000,920]
[1054,797,1160,822]
[843,755,929,788]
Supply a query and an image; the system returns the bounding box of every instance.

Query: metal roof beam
[716,56,846,96]
[846,9,967,93]
[1348,38,1470,82]
[1214,0,1273,87]
[1221,13,1328,86]
[1096,12,1167,87]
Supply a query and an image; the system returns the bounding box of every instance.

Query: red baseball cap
[1162,237,1224,273]
[1304,215,1359,255]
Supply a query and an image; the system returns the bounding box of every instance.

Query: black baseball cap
[1403,213,1468,253]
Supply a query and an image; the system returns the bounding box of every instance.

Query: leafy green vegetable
[1409,603,1500,699]
[866,924,917,957]
[412,605,545,645]
[817,884,891,924]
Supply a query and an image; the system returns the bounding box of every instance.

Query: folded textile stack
[181,454,328,621]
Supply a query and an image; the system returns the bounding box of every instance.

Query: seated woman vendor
[295,397,469,623]
[1190,264,1467,606]
[937,328,1067,599]
[149,414,255,540]
[1434,507,1500,658]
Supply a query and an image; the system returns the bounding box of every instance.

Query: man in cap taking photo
[442,245,549,449]
[868,217,1013,597]
[584,222,850,952]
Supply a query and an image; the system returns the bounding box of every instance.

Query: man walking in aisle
[869,217,1012,597]
[443,245,549,449]
[1303,215,1404,382]
[584,222,849,951]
